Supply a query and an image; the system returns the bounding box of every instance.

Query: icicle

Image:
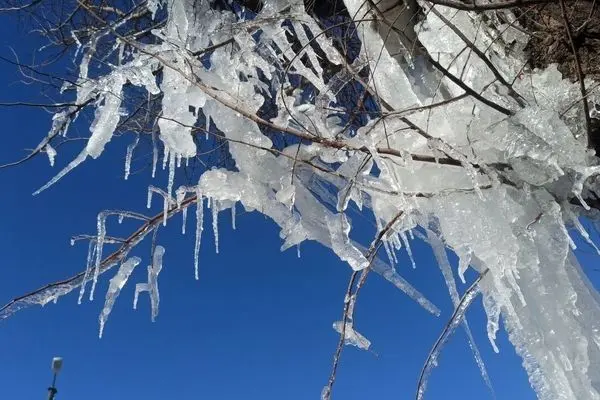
[212,200,220,254]
[162,147,169,170]
[167,152,176,196]
[182,207,188,234]
[205,115,210,139]
[231,204,236,230]
[70,238,75,246]
[297,243,301,258]
[148,246,164,321]
[400,231,416,269]
[33,151,87,195]
[175,187,185,209]
[483,292,501,353]
[176,154,182,168]
[383,236,396,267]
[377,217,395,266]
[46,144,56,167]
[391,231,402,251]
[90,213,107,301]
[124,136,139,180]
[78,241,96,304]
[147,188,153,209]
[117,40,124,65]
[133,283,147,310]
[162,197,168,226]
[457,247,473,284]
[98,257,141,338]
[390,241,399,265]
[564,203,600,254]
[118,214,124,224]
[575,219,600,254]
[151,131,158,178]
[327,214,369,271]
[194,188,204,280]
[574,191,590,211]
[132,246,165,322]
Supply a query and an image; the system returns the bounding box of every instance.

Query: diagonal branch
[559,0,593,146]
[0,193,199,319]
[323,209,406,400]
[415,269,489,400]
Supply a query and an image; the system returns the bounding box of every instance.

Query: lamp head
[51,357,63,374]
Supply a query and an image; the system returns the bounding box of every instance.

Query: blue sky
[0,11,599,400]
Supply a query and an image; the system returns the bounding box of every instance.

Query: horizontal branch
[425,0,589,11]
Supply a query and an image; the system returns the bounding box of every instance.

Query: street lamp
[47,357,63,400]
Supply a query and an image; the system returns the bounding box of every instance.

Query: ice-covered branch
[2,0,600,398]
[416,270,489,400]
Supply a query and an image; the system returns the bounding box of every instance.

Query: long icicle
[212,199,219,254]
[194,187,204,280]
[90,212,107,301]
[78,240,97,304]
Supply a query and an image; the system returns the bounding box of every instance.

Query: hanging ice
[326,214,369,271]
[45,144,56,167]
[332,321,371,350]
[78,241,96,305]
[212,200,219,254]
[12,1,600,399]
[124,136,139,180]
[194,190,204,280]
[231,204,236,230]
[99,257,141,338]
[89,212,107,302]
[133,246,165,322]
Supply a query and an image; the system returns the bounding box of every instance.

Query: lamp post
[47,357,62,400]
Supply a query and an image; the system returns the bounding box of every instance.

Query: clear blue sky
[0,12,599,400]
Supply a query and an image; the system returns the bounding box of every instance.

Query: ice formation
[133,246,165,323]
[99,256,141,338]
[7,0,600,398]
